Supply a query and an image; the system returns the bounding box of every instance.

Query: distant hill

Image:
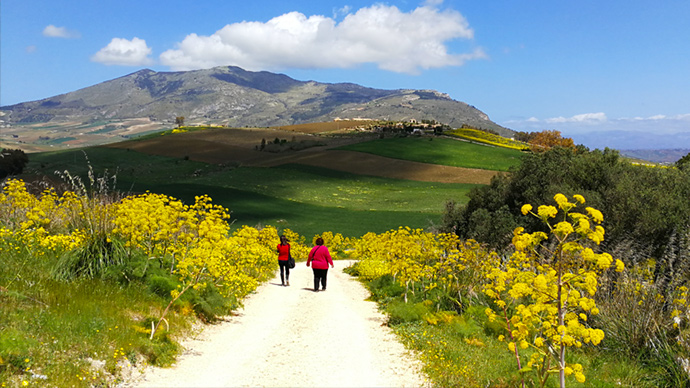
[620,148,690,164]
[0,66,512,137]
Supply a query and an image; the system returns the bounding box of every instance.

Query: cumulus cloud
[91,37,154,66]
[160,3,485,73]
[43,25,80,38]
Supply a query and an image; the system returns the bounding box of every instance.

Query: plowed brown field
[105,127,499,184]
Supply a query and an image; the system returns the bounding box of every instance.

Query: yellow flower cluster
[111,192,291,302]
[484,194,623,386]
[446,128,530,150]
[0,179,303,316]
[350,227,498,303]
[0,180,93,258]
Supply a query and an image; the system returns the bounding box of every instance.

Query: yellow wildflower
[537,205,558,219]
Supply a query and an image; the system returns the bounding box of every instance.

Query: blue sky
[2,0,689,150]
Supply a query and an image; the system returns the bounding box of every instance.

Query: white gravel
[126,260,429,388]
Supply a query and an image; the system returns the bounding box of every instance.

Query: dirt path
[126,261,428,388]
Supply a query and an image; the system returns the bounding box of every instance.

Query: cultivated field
[0,118,168,151]
[106,126,501,184]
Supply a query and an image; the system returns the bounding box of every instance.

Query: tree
[175,116,185,128]
[676,152,690,171]
[528,130,575,153]
[0,149,29,179]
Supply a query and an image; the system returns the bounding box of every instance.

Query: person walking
[277,235,291,286]
[306,237,334,292]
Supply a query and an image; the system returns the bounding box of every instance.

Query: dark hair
[315,237,324,246]
[280,235,289,244]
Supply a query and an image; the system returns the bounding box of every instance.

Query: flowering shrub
[483,194,624,387]
[350,226,498,306]
[0,179,305,334]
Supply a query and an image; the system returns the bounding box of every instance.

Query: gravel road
[127,261,428,388]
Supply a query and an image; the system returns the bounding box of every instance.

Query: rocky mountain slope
[1,66,512,137]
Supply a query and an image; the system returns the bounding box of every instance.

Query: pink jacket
[307,245,333,269]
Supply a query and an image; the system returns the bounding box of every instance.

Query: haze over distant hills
[0,66,511,136]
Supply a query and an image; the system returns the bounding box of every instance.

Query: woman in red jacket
[277,235,291,286]
[306,237,334,292]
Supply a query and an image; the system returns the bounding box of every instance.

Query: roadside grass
[350,269,654,388]
[1,247,190,387]
[336,136,524,171]
[0,178,281,387]
[24,148,475,237]
[395,320,648,388]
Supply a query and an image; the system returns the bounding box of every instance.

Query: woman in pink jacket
[306,237,334,292]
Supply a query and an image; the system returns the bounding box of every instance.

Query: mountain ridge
[0,66,512,137]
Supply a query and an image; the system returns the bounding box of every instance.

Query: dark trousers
[279,260,290,284]
[313,268,328,290]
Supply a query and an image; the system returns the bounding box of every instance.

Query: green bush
[367,274,404,302]
[53,236,128,280]
[147,275,179,299]
[188,283,233,323]
[387,300,432,325]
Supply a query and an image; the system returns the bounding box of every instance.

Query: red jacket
[277,244,290,261]
[307,245,333,269]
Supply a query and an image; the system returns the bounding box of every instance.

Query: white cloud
[43,25,80,38]
[545,112,607,124]
[26,45,37,53]
[503,112,690,149]
[333,5,351,18]
[91,37,154,66]
[160,3,484,73]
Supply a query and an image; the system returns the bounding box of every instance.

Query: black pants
[313,268,328,290]
[279,260,290,284]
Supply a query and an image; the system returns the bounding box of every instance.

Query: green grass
[25,147,475,237]
[351,269,657,388]
[191,164,476,212]
[336,136,524,171]
[144,182,439,238]
[0,247,188,387]
[394,320,648,388]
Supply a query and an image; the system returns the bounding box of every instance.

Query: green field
[336,136,524,171]
[26,147,479,237]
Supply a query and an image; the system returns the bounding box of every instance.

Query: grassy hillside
[24,145,481,237]
[336,136,524,171]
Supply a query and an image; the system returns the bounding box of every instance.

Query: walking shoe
[286,281,290,286]
[321,288,326,291]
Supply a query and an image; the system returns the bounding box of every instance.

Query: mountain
[0,66,512,137]
[619,149,690,164]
